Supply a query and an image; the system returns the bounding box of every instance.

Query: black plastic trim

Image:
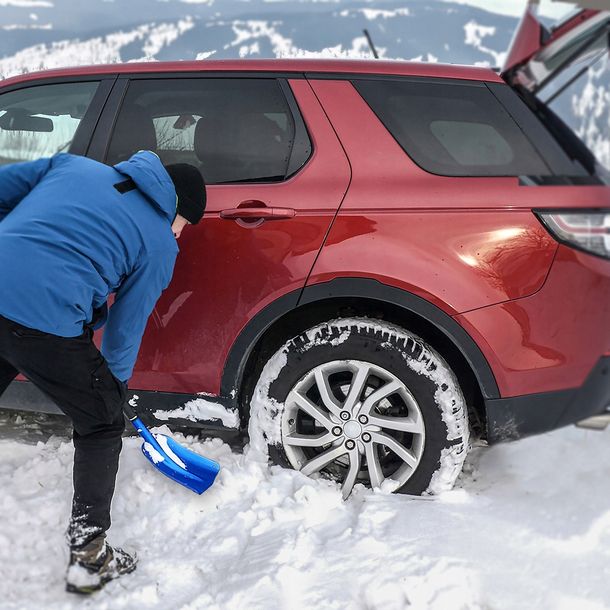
[278,78,313,177]
[0,381,243,443]
[221,289,301,398]
[520,175,606,186]
[486,356,610,443]
[86,78,129,162]
[69,78,116,156]
[220,278,500,401]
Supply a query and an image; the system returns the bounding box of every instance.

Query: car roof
[0,58,503,87]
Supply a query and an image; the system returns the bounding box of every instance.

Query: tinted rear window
[353,78,552,177]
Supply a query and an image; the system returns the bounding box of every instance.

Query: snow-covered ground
[0,410,609,609]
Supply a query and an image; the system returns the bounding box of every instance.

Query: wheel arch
[221,278,499,435]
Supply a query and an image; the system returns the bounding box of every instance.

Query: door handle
[220,201,296,221]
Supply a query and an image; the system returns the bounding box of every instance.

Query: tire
[247,317,470,498]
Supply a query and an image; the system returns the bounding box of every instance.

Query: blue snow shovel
[124,402,220,494]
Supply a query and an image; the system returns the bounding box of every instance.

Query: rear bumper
[485,356,610,443]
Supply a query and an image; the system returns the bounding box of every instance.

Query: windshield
[534,19,610,181]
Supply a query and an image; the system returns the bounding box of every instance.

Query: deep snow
[0,409,609,609]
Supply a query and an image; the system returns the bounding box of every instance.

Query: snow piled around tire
[247,317,470,495]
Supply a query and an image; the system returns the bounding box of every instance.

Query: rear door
[89,74,350,395]
[502,6,610,182]
[502,6,610,90]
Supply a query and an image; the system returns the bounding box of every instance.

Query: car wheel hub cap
[343,421,362,438]
[281,359,426,500]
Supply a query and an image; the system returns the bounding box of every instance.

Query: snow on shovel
[124,396,220,494]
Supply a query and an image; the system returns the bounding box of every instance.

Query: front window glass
[0,81,99,165]
[106,78,308,185]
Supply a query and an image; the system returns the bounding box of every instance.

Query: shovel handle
[123,401,137,421]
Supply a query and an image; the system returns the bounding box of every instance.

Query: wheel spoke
[365,442,384,489]
[283,431,335,448]
[290,391,335,431]
[341,449,361,500]
[342,362,371,412]
[300,444,347,476]
[314,368,343,418]
[368,414,424,435]
[371,431,418,468]
[357,379,403,415]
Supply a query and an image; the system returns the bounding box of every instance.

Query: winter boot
[66,534,137,594]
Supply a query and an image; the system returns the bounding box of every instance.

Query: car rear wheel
[248,318,470,498]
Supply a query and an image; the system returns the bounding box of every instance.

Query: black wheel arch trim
[221,277,500,402]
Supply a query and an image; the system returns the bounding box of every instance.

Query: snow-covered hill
[2,1,606,172]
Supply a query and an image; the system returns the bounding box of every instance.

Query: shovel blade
[141,434,220,495]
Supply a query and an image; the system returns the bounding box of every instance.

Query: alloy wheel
[281,360,426,499]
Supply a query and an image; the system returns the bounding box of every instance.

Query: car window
[535,27,610,179]
[353,78,552,177]
[106,78,310,185]
[0,81,99,165]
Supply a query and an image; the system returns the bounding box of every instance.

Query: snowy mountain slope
[0,0,517,76]
[1,0,606,172]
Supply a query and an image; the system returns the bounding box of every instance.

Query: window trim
[0,75,116,160]
[95,74,313,185]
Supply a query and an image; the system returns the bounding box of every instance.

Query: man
[0,150,205,593]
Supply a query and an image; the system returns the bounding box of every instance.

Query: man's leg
[0,316,126,548]
[0,354,18,396]
[70,410,125,547]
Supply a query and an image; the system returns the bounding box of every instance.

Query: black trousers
[0,314,127,549]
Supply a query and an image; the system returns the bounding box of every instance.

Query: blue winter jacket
[0,151,179,382]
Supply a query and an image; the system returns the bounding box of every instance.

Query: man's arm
[0,156,54,220]
[101,250,176,383]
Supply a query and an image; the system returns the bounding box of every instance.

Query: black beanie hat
[164,163,206,225]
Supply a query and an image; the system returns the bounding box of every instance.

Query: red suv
[0,7,609,499]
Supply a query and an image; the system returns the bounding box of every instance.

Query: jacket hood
[113,150,177,222]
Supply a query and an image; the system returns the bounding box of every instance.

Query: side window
[0,81,99,165]
[353,78,552,177]
[106,78,311,185]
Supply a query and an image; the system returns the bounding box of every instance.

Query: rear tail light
[535,210,610,260]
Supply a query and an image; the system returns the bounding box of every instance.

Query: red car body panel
[132,79,350,394]
[456,245,610,397]
[306,79,579,309]
[304,77,610,400]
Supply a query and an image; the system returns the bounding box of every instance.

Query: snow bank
[153,398,239,429]
[0,412,609,608]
